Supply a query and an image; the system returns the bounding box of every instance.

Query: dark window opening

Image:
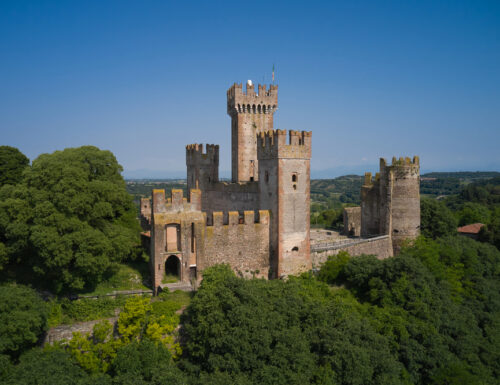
[292,174,297,182]
[250,177,254,181]
[191,223,195,253]
[292,247,299,252]
[293,184,297,190]
[393,229,399,233]
[265,171,269,183]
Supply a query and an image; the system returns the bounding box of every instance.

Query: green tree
[456,202,491,226]
[420,199,458,238]
[0,284,48,358]
[0,146,141,292]
[181,265,404,385]
[478,207,500,250]
[111,339,186,385]
[0,146,29,187]
[2,349,97,385]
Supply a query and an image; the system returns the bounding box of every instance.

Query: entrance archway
[165,255,180,281]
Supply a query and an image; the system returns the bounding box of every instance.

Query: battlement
[206,210,270,227]
[257,129,312,159]
[380,155,420,169]
[227,82,278,116]
[363,172,381,186]
[186,144,219,165]
[152,188,202,214]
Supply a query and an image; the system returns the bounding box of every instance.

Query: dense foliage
[0,146,29,188]
[2,236,500,384]
[0,146,141,293]
[0,284,48,358]
[319,237,500,384]
[180,265,405,384]
[420,199,458,238]
[178,237,500,385]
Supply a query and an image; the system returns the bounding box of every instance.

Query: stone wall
[44,316,118,345]
[311,235,393,269]
[204,181,259,214]
[201,210,270,279]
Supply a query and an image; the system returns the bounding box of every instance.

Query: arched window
[165,255,180,280]
[252,104,256,113]
[257,104,261,114]
[263,105,266,114]
[292,246,299,252]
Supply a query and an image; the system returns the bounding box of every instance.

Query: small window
[293,184,297,190]
[265,171,269,183]
[292,247,299,252]
[292,174,297,182]
[191,223,195,253]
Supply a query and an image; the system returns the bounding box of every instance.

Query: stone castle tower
[361,156,420,254]
[227,82,278,182]
[257,130,312,277]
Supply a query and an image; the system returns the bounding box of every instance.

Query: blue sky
[0,0,499,178]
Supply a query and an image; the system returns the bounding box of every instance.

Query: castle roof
[457,223,484,234]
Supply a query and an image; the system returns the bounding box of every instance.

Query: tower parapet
[257,130,312,160]
[186,144,219,166]
[152,188,202,214]
[227,83,278,116]
[186,144,219,192]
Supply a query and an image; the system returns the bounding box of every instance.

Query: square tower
[227,82,278,183]
[257,129,312,278]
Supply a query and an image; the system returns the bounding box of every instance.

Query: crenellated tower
[227,81,278,182]
[382,156,420,254]
[186,144,219,193]
[257,129,312,278]
[360,156,420,254]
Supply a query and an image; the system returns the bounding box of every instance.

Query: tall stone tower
[227,82,278,182]
[382,156,421,254]
[257,129,312,278]
[360,156,420,254]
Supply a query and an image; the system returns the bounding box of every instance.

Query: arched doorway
[165,255,180,282]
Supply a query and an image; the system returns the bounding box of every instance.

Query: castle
[141,81,420,293]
